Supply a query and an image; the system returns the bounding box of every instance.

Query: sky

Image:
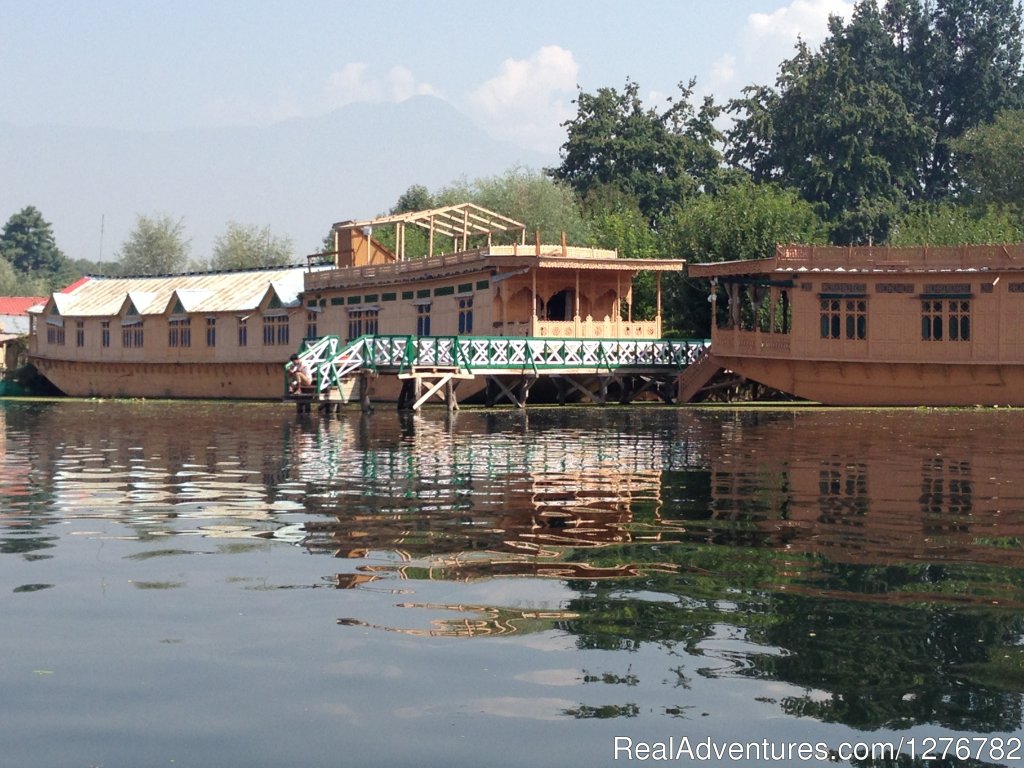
[2,0,856,261]
[2,0,853,155]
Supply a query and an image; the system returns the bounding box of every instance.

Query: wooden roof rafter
[334,202,527,259]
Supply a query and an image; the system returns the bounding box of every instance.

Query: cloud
[747,0,852,47]
[709,0,853,94]
[323,62,438,109]
[467,45,579,154]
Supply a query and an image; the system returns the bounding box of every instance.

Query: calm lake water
[3,400,1024,767]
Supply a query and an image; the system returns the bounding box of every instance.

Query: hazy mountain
[0,96,557,263]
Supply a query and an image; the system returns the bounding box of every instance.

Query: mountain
[0,96,557,262]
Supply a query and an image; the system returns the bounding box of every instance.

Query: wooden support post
[445,378,457,413]
[398,379,415,411]
[519,377,535,408]
[359,372,373,413]
[555,376,568,405]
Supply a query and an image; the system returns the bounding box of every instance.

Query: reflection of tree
[746,597,1024,733]
[558,548,1024,733]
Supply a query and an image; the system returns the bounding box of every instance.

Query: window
[122,322,144,348]
[819,298,866,340]
[263,315,289,346]
[922,300,970,341]
[47,323,66,346]
[206,317,216,347]
[168,317,191,348]
[101,321,110,348]
[306,310,318,340]
[458,297,473,334]
[365,308,378,335]
[416,303,431,336]
[75,320,85,347]
[238,317,248,347]
[348,309,363,340]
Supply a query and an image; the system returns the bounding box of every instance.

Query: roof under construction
[333,202,526,260]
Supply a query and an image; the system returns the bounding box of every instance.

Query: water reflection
[3,400,1024,745]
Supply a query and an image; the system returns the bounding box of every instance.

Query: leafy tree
[437,167,592,244]
[115,214,191,275]
[0,206,68,279]
[951,109,1024,210]
[550,79,723,223]
[727,4,933,244]
[209,222,294,270]
[921,0,1024,195]
[0,257,49,296]
[889,201,1024,244]
[373,169,592,258]
[660,180,828,335]
[665,179,828,264]
[391,184,434,214]
[727,0,1024,241]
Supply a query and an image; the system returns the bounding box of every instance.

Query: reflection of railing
[294,334,710,391]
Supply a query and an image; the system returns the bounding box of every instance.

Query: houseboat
[686,243,1024,406]
[27,203,688,401]
[27,265,318,399]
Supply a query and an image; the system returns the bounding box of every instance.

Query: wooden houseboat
[27,265,317,399]
[686,244,1024,406]
[27,203,688,401]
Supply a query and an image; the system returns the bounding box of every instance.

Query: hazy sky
[3,0,852,155]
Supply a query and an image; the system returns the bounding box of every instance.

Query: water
[2,400,1023,767]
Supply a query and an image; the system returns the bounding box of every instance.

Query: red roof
[61,276,92,293]
[0,297,46,315]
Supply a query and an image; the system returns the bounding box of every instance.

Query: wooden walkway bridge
[287,334,712,413]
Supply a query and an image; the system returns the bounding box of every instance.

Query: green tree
[390,184,434,214]
[437,167,592,244]
[889,201,1024,244]
[115,214,191,275]
[952,109,1024,210]
[0,206,68,279]
[0,257,49,296]
[209,222,294,270]
[727,4,933,244]
[661,180,828,335]
[374,169,592,258]
[921,0,1024,195]
[550,79,723,223]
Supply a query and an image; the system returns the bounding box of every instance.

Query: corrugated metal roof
[0,297,46,315]
[39,266,313,317]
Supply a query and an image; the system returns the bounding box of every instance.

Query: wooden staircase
[675,347,723,403]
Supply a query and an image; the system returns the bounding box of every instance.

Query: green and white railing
[289,334,710,394]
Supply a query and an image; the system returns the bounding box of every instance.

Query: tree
[0,206,67,278]
[727,3,933,244]
[951,109,1024,210]
[889,201,1024,244]
[373,169,592,258]
[391,184,434,214]
[550,79,723,223]
[209,222,294,271]
[660,179,828,335]
[726,0,1024,241]
[437,167,592,244]
[115,214,191,275]
[921,0,1024,195]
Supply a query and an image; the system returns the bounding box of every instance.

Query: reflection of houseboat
[687,244,1024,406]
[27,203,685,400]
